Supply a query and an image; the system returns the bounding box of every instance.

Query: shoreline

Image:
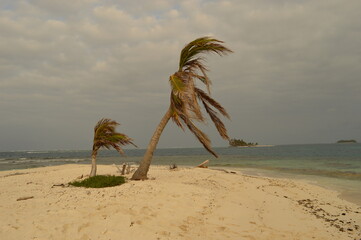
[1,164,360,239]
[2,162,361,206]
[217,166,361,207]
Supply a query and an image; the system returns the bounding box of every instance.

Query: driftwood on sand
[16,196,34,201]
[121,164,127,175]
[196,160,209,168]
[169,163,178,170]
[51,183,67,188]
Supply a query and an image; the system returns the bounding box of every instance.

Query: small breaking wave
[0,158,87,165]
[26,151,50,154]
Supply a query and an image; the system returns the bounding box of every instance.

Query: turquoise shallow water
[1,143,360,205]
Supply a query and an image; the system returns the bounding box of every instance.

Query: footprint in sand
[141,206,157,217]
[78,222,90,232]
[217,226,227,231]
[158,231,171,237]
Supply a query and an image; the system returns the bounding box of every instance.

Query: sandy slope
[0,164,360,240]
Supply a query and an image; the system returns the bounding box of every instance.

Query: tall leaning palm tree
[132,37,232,180]
[90,118,136,177]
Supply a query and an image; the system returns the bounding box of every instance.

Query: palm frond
[93,118,136,155]
[179,36,232,71]
[184,59,212,93]
[170,89,220,157]
[195,88,230,119]
[111,143,125,155]
[168,37,232,157]
[179,114,218,158]
[200,99,229,140]
[170,98,185,130]
[170,72,204,121]
[169,74,186,97]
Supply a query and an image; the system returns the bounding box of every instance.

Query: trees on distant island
[229,138,258,147]
[337,139,357,143]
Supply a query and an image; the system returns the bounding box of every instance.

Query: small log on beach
[196,160,209,168]
[16,196,34,201]
[51,183,66,188]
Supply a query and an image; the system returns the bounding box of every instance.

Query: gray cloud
[1,0,360,151]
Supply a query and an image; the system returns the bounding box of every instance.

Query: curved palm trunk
[89,149,98,177]
[131,108,172,180]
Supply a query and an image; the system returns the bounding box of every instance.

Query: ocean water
[1,144,360,205]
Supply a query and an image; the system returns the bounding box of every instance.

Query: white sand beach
[0,164,360,240]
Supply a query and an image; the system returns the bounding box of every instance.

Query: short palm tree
[132,37,232,180]
[90,118,136,177]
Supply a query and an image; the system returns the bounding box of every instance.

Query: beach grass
[69,175,126,188]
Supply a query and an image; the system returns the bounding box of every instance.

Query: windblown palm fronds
[93,118,136,154]
[132,36,232,180]
[169,37,232,157]
[90,118,136,177]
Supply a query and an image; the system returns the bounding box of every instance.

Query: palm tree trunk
[89,149,98,177]
[131,108,172,180]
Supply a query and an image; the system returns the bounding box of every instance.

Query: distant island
[337,139,357,143]
[229,138,258,147]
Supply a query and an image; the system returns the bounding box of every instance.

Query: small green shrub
[69,175,126,188]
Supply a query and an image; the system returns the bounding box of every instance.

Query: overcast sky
[1,0,360,151]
